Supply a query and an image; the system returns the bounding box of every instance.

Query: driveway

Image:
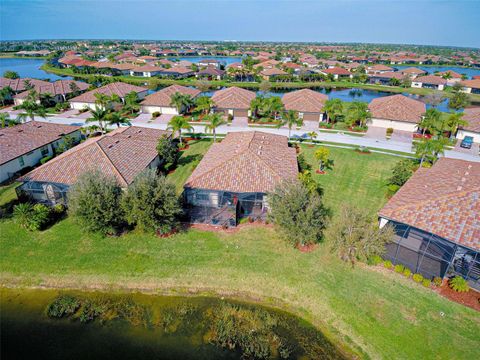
[132,113,151,123]
[365,126,386,140]
[231,117,248,127]
[391,130,413,145]
[454,139,480,156]
[301,120,319,131]
[153,114,174,124]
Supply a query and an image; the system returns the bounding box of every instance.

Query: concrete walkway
[15,114,480,163]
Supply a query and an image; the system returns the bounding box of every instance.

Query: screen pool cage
[184,188,267,227]
[16,181,69,206]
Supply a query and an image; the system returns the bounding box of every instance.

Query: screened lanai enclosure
[385,221,480,290]
[16,181,69,205]
[184,188,267,227]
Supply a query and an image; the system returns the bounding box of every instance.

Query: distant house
[0,121,81,183]
[196,67,226,81]
[129,65,164,77]
[379,158,480,291]
[319,67,352,80]
[0,77,50,93]
[411,75,447,90]
[198,59,222,68]
[460,79,480,94]
[436,71,463,86]
[13,80,89,106]
[140,85,201,115]
[366,64,394,75]
[400,67,426,79]
[211,86,256,118]
[368,71,405,85]
[156,66,195,79]
[259,67,288,80]
[368,94,425,132]
[456,107,480,143]
[183,131,298,226]
[282,89,327,124]
[17,127,169,204]
[69,82,148,110]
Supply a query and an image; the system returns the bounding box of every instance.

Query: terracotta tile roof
[0,78,50,92]
[14,80,89,99]
[18,127,169,187]
[461,79,480,89]
[211,86,256,110]
[161,66,195,75]
[414,75,447,85]
[111,63,137,71]
[368,65,394,71]
[379,158,480,251]
[368,94,425,123]
[141,85,201,107]
[282,89,328,113]
[69,82,147,104]
[0,121,81,165]
[400,67,426,75]
[436,70,462,79]
[131,65,163,73]
[369,71,405,80]
[321,67,351,76]
[260,68,287,76]
[197,67,225,76]
[462,107,480,133]
[184,131,298,193]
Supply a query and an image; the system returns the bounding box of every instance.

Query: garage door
[303,113,319,121]
[234,109,248,117]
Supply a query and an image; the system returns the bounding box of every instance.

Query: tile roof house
[183,131,298,226]
[282,89,328,123]
[13,80,90,105]
[140,85,201,115]
[211,86,256,118]
[456,107,480,143]
[368,71,405,85]
[259,67,288,80]
[319,67,352,80]
[412,75,447,90]
[17,126,169,204]
[0,121,81,183]
[366,64,394,74]
[69,82,148,110]
[0,77,51,93]
[460,79,480,94]
[368,94,425,132]
[196,67,226,80]
[379,158,480,289]
[129,65,164,77]
[400,67,426,79]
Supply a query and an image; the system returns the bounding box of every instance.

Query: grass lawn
[1,141,479,359]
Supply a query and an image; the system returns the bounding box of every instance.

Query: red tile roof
[436,70,462,79]
[282,89,328,113]
[368,94,425,123]
[18,127,169,187]
[69,82,147,104]
[0,121,81,165]
[0,78,50,92]
[379,158,480,251]
[14,80,89,99]
[461,79,480,90]
[462,107,480,133]
[321,67,351,76]
[400,67,426,75]
[260,68,288,76]
[184,131,298,193]
[414,75,447,85]
[141,85,201,107]
[212,86,256,110]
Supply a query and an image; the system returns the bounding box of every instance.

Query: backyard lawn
[1,140,478,359]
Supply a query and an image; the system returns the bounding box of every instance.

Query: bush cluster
[449,276,470,293]
[403,268,412,278]
[394,264,404,273]
[383,260,393,269]
[46,295,80,318]
[13,203,53,231]
[367,255,383,266]
[412,273,424,283]
[433,277,443,287]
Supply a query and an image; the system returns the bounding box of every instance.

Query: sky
[1,0,479,48]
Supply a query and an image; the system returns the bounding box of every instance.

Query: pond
[0,58,72,81]
[174,56,242,65]
[0,288,348,360]
[393,64,480,79]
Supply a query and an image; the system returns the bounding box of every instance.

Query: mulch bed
[186,222,273,234]
[296,243,317,253]
[436,280,480,312]
[179,144,190,151]
[315,170,326,175]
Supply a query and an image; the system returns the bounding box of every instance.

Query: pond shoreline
[0,279,362,359]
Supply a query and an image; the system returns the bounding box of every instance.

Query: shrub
[52,204,66,215]
[386,184,400,197]
[297,153,311,172]
[394,264,405,273]
[13,203,51,231]
[156,134,179,172]
[383,260,393,269]
[386,127,394,136]
[79,300,105,323]
[40,155,53,164]
[367,255,383,266]
[355,146,370,153]
[449,276,470,292]
[403,268,412,278]
[422,279,431,288]
[412,273,424,283]
[121,170,182,234]
[151,111,160,119]
[388,159,415,187]
[68,171,124,235]
[433,277,443,287]
[46,295,80,318]
[268,181,330,247]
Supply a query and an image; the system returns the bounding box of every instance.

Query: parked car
[460,136,474,149]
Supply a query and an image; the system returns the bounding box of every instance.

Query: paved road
[24,114,480,163]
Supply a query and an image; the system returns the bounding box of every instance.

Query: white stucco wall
[369,118,417,132]
[141,105,178,115]
[456,129,480,143]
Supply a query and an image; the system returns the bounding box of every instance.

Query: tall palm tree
[86,106,109,134]
[204,113,227,142]
[443,112,468,136]
[322,98,343,123]
[122,91,139,115]
[419,108,441,136]
[264,96,284,120]
[170,92,193,115]
[346,101,371,127]
[415,138,435,167]
[249,95,264,120]
[167,115,194,146]
[106,112,131,128]
[280,110,302,139]
[307,131,317,142]
[94,93,111,109]
[16,100,47,123]
[195,96,214,116]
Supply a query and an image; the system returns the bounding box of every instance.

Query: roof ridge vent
[457,186,463,191]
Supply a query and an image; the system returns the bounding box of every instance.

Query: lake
[0,288,347,360]
[393,64,480,79]
[0,58,72,81]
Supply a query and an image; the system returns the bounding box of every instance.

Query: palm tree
[0,112,11,128]
[345,101,370,127]
[86,106,109,134]
[264,96,284,120]
[250,95,264,120]
[280,110,302,139]
[170,92,193,115]
[16,100,47,123]
[0,86,14,106]
[195,96,214,116]
[415,138,435,167]
[419,108,441,136]
[204,113,227,142]
[443,112,468,136]
[322,98,343,123]
[106,112,131,128]
[94,93,111,109]
[122,91,139,115]
[167,115,194,146]
[307,131,317,142]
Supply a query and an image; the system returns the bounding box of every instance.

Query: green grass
[1,142,479,359]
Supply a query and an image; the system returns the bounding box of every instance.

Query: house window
[19,156,25,167]
[41,146,49,156]
[196,193,209,202]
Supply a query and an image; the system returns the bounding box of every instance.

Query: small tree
[307,131,317,142]
[122,170,182,234]
[68,171,124,235]
[167,115,194,146]
[268,181,330,247]
[280,110,302,139]
[314,147,333,173]
[3,70,19,79]
[322,98,343,123]
[259,80,271,93]
[388,159,415,187]
[327,205,394,267]
[156,134,179,172]
[195,95,214,116]
[205,112,227,142]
